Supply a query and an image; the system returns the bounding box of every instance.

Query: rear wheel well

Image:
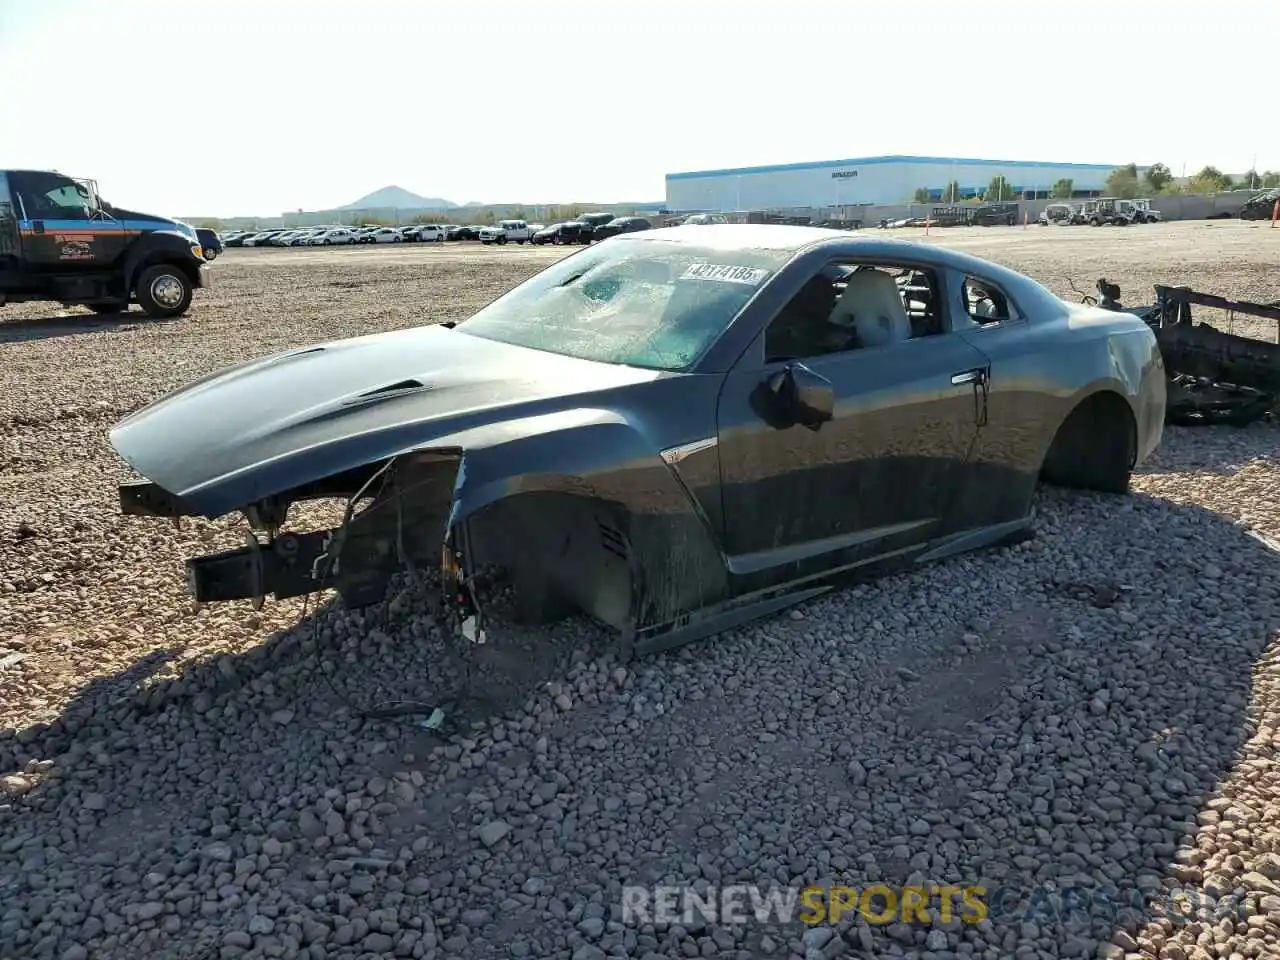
[1040,391,1136,495]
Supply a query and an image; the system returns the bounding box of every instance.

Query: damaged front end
[119,450,490,643]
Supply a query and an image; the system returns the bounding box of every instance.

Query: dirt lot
[2,221,1279,960]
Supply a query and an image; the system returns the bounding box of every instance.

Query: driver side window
[764,261,944,363]
[14,175,94,221]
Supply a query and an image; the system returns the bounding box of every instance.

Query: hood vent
[359,379,426,397]
[338,379,429,408]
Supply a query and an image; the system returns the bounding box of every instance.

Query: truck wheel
[136,264,193,319]
[497,235,507,245]
[204,249,218,261]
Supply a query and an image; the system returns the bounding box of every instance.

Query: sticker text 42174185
[680,262,769,286]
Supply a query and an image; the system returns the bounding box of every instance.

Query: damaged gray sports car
[109,225,1166,656]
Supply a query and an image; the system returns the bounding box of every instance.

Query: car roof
[635,223,841,250]
[623,223,1054,299]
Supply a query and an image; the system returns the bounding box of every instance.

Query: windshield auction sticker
[680,263,768,285]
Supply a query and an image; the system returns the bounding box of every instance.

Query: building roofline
[666,155,1131,182]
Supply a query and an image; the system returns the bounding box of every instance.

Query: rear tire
[135,264,193,319]
[204,248,218,261]
[1041,393,1135,495]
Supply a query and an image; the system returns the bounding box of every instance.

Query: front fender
[442,411,730,630]
[124,231,202,288]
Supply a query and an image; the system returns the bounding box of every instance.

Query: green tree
[1143,163,1173,194]
[940,180,961,203]
[1050,178,1074,199]
[912,187,930,203]
[1105,164,1141,199]
[1186,166,1234,194]
[984,176,1016,201]
[1263,171,1280,188]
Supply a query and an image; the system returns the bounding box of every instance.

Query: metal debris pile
[1094,279,1280,426]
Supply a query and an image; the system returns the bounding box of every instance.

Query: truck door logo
[57,233,96,260]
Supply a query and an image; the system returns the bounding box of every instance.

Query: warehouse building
[665,155,1128,213]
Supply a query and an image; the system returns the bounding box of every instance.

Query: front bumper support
[187,530,332,604]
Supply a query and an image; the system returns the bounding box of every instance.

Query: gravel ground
[2,221,1279,960]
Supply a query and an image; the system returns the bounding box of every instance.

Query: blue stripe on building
[666,155,1126,182]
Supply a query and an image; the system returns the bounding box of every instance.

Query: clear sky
[2,0,1276,218]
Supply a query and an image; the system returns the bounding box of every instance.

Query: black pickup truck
[0,169,209,318]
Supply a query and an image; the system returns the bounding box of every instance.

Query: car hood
[97,206,200,243]
[109,325,660,517]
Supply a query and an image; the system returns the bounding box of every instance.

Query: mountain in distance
[341,185,457,210]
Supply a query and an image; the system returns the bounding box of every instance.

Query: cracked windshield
[456,239,791,370]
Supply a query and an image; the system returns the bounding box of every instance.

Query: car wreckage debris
[1093,279,1280,426]
[120,451,491,646]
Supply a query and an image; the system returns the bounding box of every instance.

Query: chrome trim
[659,436,718,466]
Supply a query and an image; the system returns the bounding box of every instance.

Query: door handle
[951,368,983,385]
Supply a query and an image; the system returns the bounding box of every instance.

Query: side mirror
[765,362,834,431]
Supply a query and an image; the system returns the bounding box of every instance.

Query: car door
[0,172,17,259]
[10,171,127,268]
[947,268,1053,531]
[714,258,990,592]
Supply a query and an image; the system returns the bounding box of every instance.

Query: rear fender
[1028,326,1165,471]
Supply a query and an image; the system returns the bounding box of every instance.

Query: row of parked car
[221,223,468,247]
[1037,197,1164,226]
[217,212,663,251]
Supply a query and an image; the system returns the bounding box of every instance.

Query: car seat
[828,269,912,348]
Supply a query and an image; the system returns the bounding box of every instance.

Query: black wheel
[135,264,193,319]
[1041,394,1135,495]
[497,235,507,245]
[203,248,218,261]
[323,238,331,245]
